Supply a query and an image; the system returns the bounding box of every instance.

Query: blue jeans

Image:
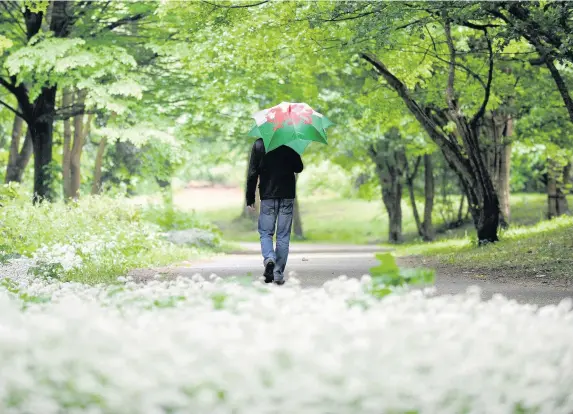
[258,199,294,282]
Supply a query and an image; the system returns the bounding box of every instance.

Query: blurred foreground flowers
[0,273,572,413]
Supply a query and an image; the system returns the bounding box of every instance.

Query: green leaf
[369,253,400,277]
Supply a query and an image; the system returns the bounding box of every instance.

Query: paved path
[172,243,573,307]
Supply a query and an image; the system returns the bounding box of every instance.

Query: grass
[201,198,390,244]
[201,193,570,245]
[396,215,573,279]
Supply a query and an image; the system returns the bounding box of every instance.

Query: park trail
[162,242,573,307]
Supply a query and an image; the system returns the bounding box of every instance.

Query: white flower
[32,243,83,271]
[0,277,572,413]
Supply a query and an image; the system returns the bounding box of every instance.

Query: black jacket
[246,138,304,206]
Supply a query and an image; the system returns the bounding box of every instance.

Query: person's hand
[247,204,255,212]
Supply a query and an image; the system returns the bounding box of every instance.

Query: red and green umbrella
[247,102,333,155]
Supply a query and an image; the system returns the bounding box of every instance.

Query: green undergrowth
[0,185,219,284]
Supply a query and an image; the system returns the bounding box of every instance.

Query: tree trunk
[369,136,406,244]
[547,159,570,218]
[6,112,26,183]
[29,86,57,202]
[405,156,423,238]
[384,176,403,244]
[91,137,107,195]
[69,91,90,200]
[422,153,435,241]
[62,88,73,198]
[498,143,512,225]
[483,111,512,228]
[14,131,32,183]
[6,128,33,184]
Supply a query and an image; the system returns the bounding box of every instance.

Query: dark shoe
[263,261,275,283]
[274,280,285,286]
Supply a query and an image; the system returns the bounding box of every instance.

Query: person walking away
[246,138,303,285]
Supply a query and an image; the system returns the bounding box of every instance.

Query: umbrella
[247,102,333,155]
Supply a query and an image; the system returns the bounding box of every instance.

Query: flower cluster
[0,275,572,413]
[33,243,83,272]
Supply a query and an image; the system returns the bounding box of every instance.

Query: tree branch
[425,24,437,52]
[0,77,32,117]
[0,98,25,118]
[471,28,494,128]
[360,53,463,159]
[545,57,573,124]
[54,105,96,121]
[425,49,487,89]
[317,11,376,23]
[443,17,457,112]
[406,156,422,182]
[360,51,481,191]
[460,20,500,30]
[92,12,149,37]
[202,0,268,9]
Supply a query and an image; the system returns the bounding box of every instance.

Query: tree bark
[498,143,512,224]
[405,154,435,241]
[361,41,501,244]
[30,86,57,203]
[422,153,435,241]
[457,193,465,224]
[69,91,90,200]
[6,112,25,183]
[369,136,406,244]
[547,159,570,218]
[14,131,33,183]
[91,137,107,195]
[482,111,512,227]
[62,88,73,199]
[6,125,33,184]
[405,156,423,238]
[384,177,403,244]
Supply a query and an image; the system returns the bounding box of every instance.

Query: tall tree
[360,16,503,244]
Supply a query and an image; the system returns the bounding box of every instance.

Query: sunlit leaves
[94,125,178,148]
[0,35,13,54]
[22,0,48,14]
